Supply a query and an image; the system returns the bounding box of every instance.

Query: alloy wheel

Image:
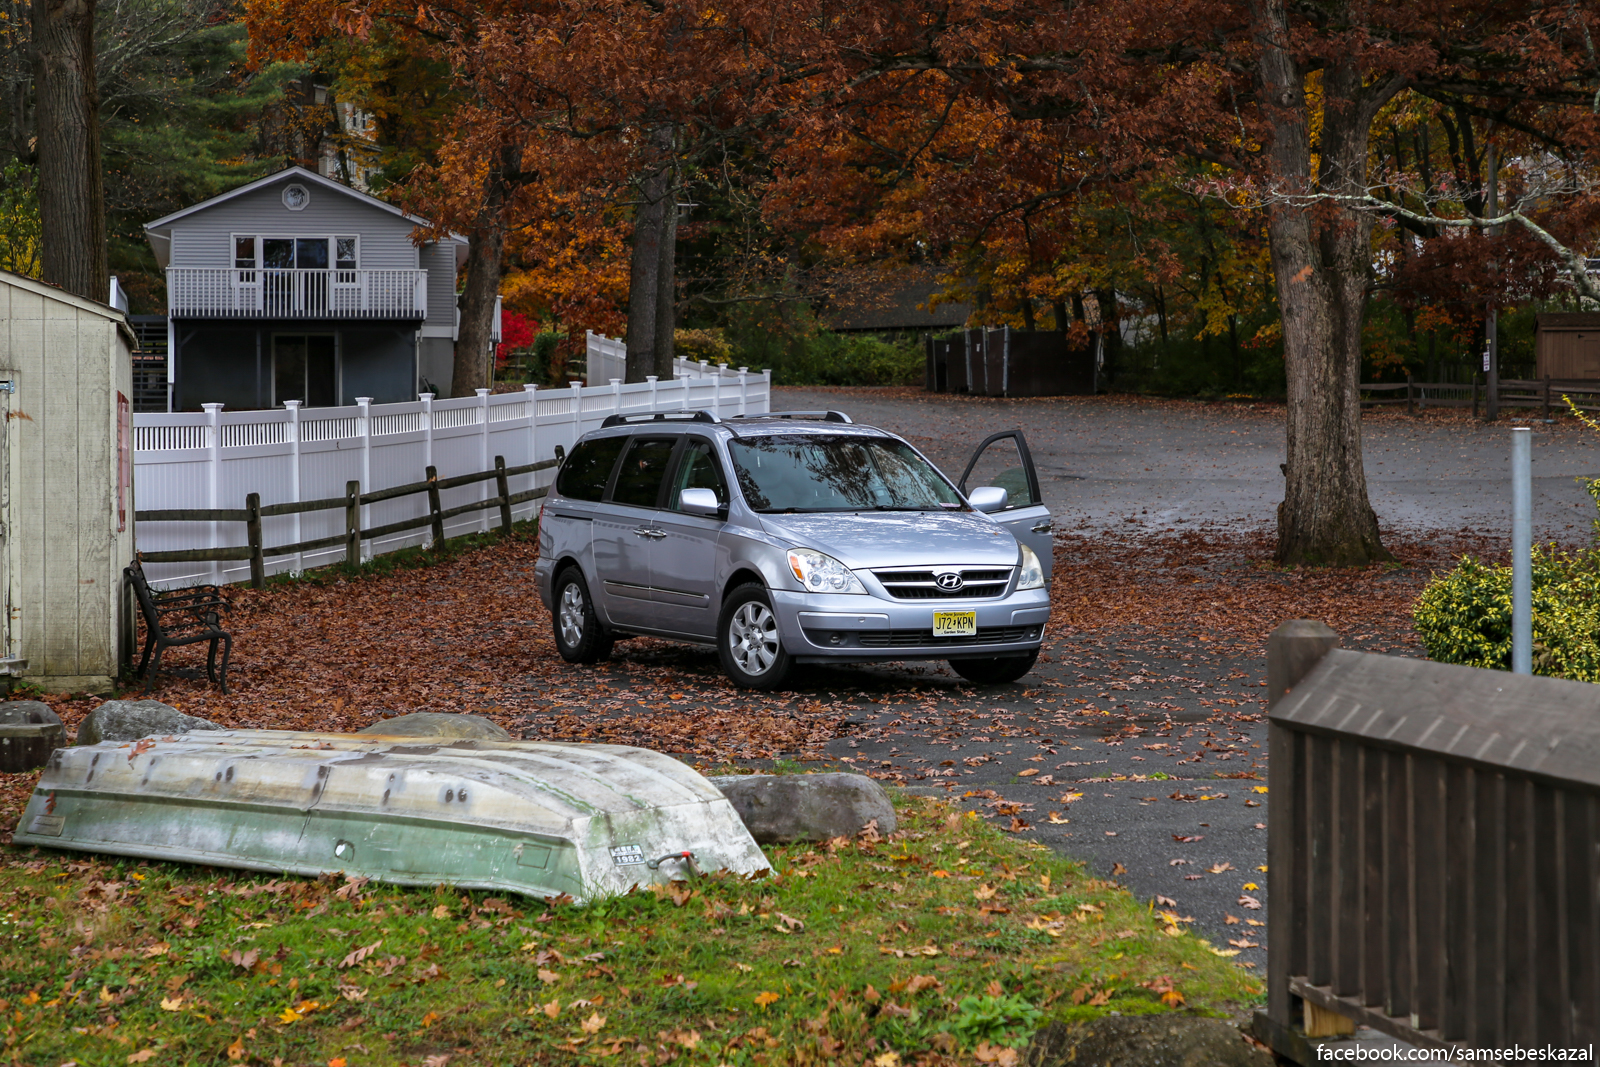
[558,582,586,647]
[728,601,779,675]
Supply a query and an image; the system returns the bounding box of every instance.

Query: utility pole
[1485,142,1500,421]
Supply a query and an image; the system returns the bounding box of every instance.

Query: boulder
[357,712,512,741]
[1024,1017,1272,1067]
[707,772,896,843]
[76,700,223,746]
[0,701,66,772]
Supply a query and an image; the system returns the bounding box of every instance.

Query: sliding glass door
[273,335,337,407]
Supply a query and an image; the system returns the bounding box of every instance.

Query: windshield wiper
[867,505,944,511]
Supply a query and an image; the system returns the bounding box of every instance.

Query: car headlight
[1017,544,1046,590]
[788,549,866,594]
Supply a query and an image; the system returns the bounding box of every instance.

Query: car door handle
[634,526,666,539]
[1031,521,1053,533]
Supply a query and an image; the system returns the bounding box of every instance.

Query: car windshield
[728,434,963,512]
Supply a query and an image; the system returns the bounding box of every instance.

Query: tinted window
[728,435,962,512]
[667,438,728,512]
[556,436,626,501]
[610,437,677,508]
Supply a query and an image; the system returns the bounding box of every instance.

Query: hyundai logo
[935,571,964,591]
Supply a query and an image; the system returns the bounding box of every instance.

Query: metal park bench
[125,559,232,695]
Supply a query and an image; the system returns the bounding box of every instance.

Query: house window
[234,235,359,271]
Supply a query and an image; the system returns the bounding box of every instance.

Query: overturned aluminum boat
[14,730,769,901]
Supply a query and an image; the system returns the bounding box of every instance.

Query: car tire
[552,567,614,664]
[718,584,794,689]
[949,648,1039,685]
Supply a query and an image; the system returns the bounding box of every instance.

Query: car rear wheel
[552,567,614,664]
[949,648,1038,685]
[718,584,794,689]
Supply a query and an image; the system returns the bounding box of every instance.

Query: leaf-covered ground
[0,796,1264,1067]
[0,518,1507,846]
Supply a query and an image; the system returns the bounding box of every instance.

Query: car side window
[961,435,1037,508]
[556,435,627,501]
[609,436,677,508]
[666,437,728,512]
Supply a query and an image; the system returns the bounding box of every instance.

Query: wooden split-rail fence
[134,454,561,588]
[1360,376,1600,418]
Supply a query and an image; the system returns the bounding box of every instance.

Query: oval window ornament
[283,184,310,211]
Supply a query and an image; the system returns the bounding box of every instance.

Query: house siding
[419,241,458,333]
[168,177,420,272]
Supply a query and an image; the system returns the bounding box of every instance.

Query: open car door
[958,430,1053,581]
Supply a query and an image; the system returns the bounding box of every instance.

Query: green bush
[1413,546,1600,680]
[720,300,923,386]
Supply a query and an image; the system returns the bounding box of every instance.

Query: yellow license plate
[932,611,978,637]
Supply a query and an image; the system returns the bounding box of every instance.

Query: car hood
[757,511,1021,571]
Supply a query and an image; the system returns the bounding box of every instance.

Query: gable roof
[0,269,140,349]
[144,166,468,268]
[819,268,972,333]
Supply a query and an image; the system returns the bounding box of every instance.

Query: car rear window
[728,434,962,512]
[556,436,626,501]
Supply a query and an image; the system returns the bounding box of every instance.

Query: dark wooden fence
[1257,622,1599,1062]
[1361,375,1600,417]
[925,326,1098,397]
[134,454,560,588]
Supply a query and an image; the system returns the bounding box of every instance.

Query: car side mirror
[968,486,1008,513]
[680,488,722,516]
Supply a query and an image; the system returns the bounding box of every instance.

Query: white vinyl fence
[134,358,770,587]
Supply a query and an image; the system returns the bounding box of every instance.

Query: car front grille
[804,625,1040,648]
[871,567,1012,599]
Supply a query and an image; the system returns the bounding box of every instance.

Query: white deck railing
[133,359,770,587]
[167,267,429,319]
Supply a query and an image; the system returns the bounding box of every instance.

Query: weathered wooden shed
[0,271,136,692]
[1533,312,1600,379]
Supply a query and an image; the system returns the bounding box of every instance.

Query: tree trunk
[452,146,517,398]
[34,0,105,302]
[1252,0,1396,566]
[1095,288,1120,382]
[626,127,674,384]
[653,170,678,380]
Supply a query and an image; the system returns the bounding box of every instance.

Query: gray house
[144,166,468,410]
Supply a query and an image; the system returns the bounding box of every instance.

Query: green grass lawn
[0,794,1262,1066]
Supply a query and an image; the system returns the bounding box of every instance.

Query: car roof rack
[727,410,853,424]
[599,410,721,429]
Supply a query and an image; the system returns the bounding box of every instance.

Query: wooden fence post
[495,455,513,532]
[1267,619,1339,708]
[246,492,264,589]
[426,465,444,547]
[1406,373,1414,416]
[345,480,361,567]
[1473,373,1480,419]
[1545,376,1552,419]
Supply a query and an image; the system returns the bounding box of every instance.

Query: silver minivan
[534,411,1053,689]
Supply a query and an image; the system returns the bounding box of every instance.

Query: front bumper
[770,587,1051,663]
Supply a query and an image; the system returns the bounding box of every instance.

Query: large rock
[1025,1017,1272,1067]
[708,772,896,843]
[76,700,222,746]
[357,712,512,741]
[0,701,66,772]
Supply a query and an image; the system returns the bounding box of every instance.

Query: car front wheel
[949,648,1038,685]
[552,567,614,664]
[718,584,794,689]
